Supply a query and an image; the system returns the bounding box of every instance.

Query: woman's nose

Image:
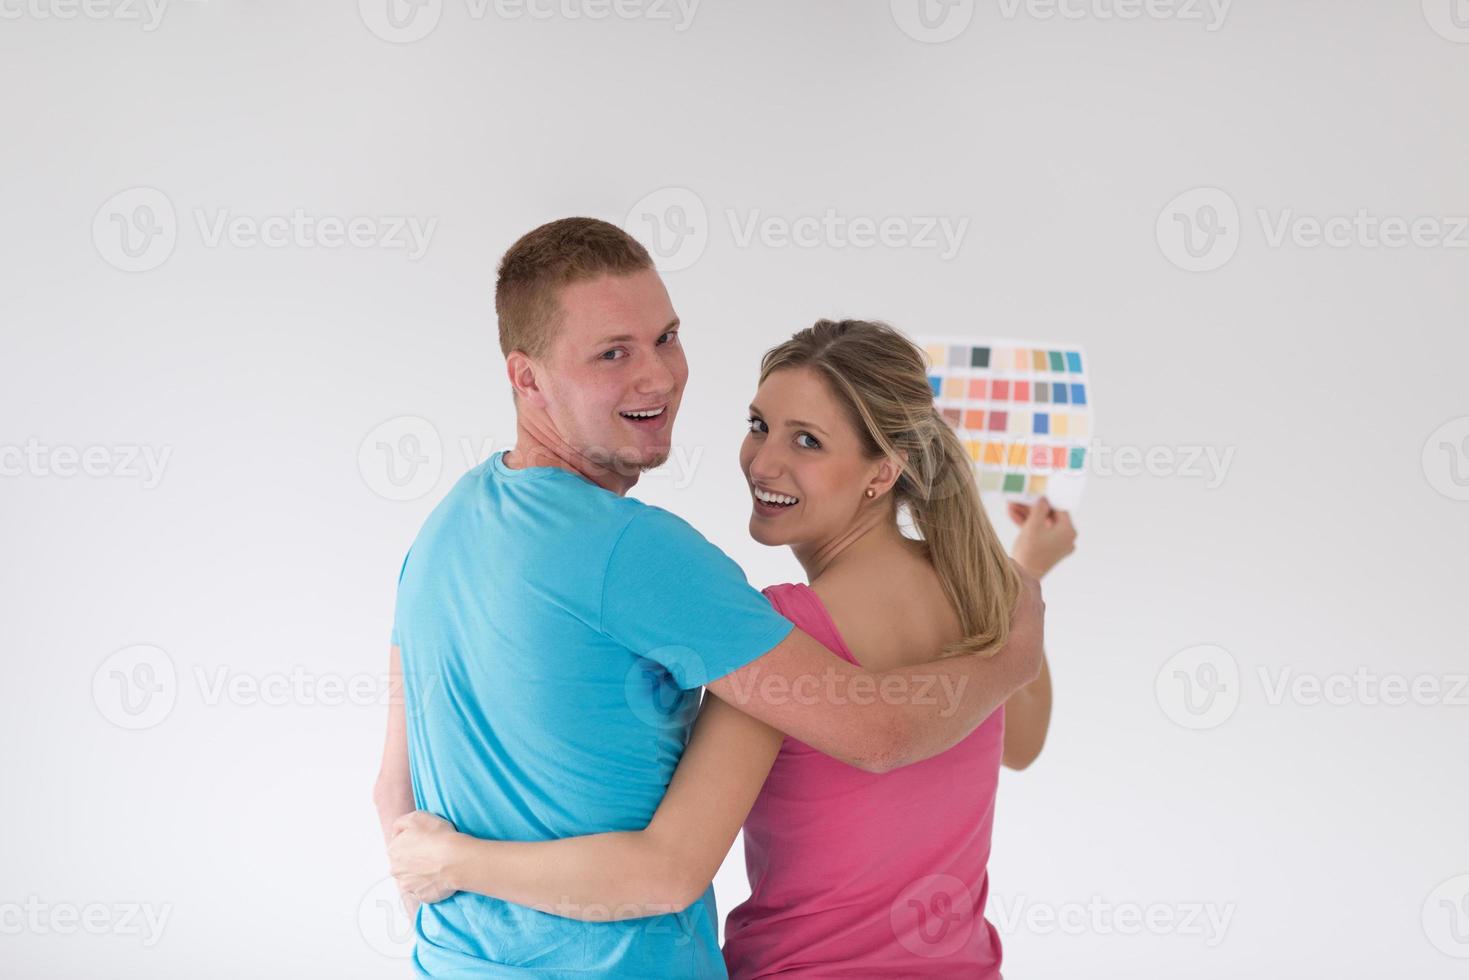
[748,440,783,481]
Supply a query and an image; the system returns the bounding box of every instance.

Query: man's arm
[372,646,416,844]
[706,569,1044,774]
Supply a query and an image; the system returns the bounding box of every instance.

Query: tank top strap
[760,582,861,666]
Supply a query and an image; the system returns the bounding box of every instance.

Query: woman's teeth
[754,487,799,506]
[620,407,665,420]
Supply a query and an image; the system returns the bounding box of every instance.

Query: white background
[2,1,1468,977]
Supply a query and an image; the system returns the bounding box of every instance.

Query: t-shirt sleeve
[600,507,796,690]
[390,546,412,647]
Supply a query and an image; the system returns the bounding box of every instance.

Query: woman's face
[739,366,880,549]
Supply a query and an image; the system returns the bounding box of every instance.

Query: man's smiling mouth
[619,405,668,426]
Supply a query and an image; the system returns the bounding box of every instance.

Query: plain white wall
[2,1,1467,977]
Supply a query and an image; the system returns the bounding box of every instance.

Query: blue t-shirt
[391,450,796,978]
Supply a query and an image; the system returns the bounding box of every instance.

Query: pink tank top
[722,583,1006,979]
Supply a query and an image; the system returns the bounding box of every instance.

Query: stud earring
[864,488,876,498]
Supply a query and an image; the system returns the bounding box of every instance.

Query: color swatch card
[918,336,1093,510]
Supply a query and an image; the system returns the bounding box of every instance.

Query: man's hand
[390,811,462,906]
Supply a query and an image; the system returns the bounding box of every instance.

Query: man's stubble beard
[638,449,670,472]
[580,443,670,477]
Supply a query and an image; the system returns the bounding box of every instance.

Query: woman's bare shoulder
[810,546,962,669]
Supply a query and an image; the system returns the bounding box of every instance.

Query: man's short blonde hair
[495,217,654,360]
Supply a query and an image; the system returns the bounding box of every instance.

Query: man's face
[537,268,686,474]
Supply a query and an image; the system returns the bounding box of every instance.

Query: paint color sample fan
[918,336,1093,510]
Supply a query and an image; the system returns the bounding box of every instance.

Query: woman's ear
[866,452,908,500]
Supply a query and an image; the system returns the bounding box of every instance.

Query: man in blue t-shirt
[372,218,1044,978]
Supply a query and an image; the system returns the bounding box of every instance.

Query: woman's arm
[1002,653,1051,769]
[1002,498,1073,770]
[389,693,783,919]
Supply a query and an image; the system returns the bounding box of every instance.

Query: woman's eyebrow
[748,405,828,436]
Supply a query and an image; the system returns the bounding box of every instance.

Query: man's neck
[504,422,638,496]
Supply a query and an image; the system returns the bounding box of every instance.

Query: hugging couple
[373,216,1077,978]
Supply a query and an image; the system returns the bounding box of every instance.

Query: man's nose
[635,352,677,396]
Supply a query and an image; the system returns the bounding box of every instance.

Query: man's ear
[505,351,547,409]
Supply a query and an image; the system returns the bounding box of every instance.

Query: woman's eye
[796,433,821,450]
[747,416,766,434]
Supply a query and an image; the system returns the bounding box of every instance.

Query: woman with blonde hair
[390,319,1070,977]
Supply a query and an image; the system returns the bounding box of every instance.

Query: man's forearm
[374,770,417,847]
[707,622,1041,774]
[707,574,1044,773]
[876,632,1043,771]
[376,644,416,845]
[873,569,1045,770]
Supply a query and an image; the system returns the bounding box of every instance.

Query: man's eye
[600,349,625,361]
[658,331,679,345]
